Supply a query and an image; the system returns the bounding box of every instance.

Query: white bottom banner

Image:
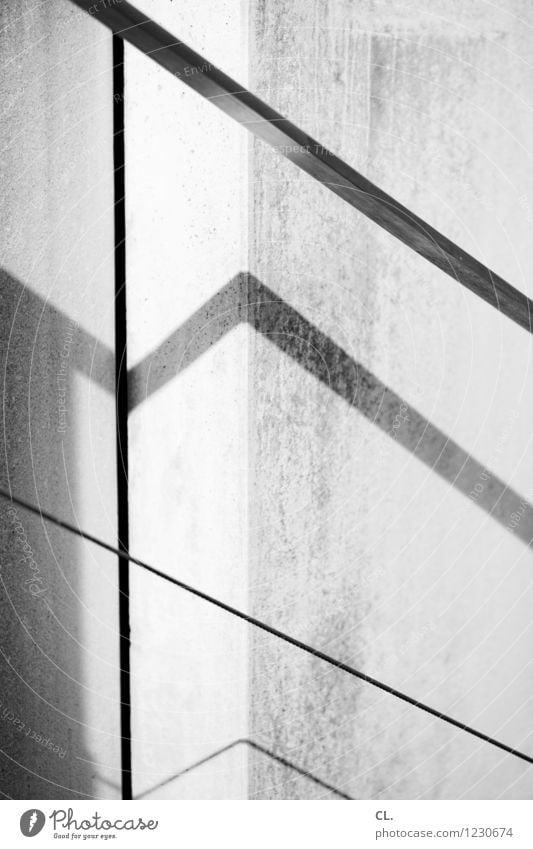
[1,800,532,848]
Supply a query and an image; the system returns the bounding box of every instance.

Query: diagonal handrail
[69,0,533,333]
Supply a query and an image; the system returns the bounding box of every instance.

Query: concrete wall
[2,0,533,800]
[126,0,250,800]
[248,0,533,799]
[0,1,120,798]
[125,0,533,800]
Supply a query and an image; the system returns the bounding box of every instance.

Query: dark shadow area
[134,738,352,800]
[129,272,533,548]
[0,268,115,798]
[3,267,531,798]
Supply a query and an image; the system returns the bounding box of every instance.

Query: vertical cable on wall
[113,34,132,801]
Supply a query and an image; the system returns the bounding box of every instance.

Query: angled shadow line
[5,267,532,547]
[128,272,533,548]
[0,268,115,397]
[134,738,352,800]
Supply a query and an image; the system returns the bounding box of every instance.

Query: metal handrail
[56,0,533,797]
[69,0,533,333]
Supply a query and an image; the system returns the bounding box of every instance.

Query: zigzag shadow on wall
[0,267,116,799]
[128,272,533,548]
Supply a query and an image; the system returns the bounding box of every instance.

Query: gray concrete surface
[125,0,533,800]
[126,0,250,801]
[248,0,533,799]
[0,0,120,798]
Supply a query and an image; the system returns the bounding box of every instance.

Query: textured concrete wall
[123,0,533,800]
[248,0,533,799]
[126,0,250,800]
[0,1,120,798]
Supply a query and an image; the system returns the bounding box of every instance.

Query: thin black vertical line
[113,34,132,801]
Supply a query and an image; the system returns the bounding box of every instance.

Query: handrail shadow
[6,266,530,548]
[134,738,352,800]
